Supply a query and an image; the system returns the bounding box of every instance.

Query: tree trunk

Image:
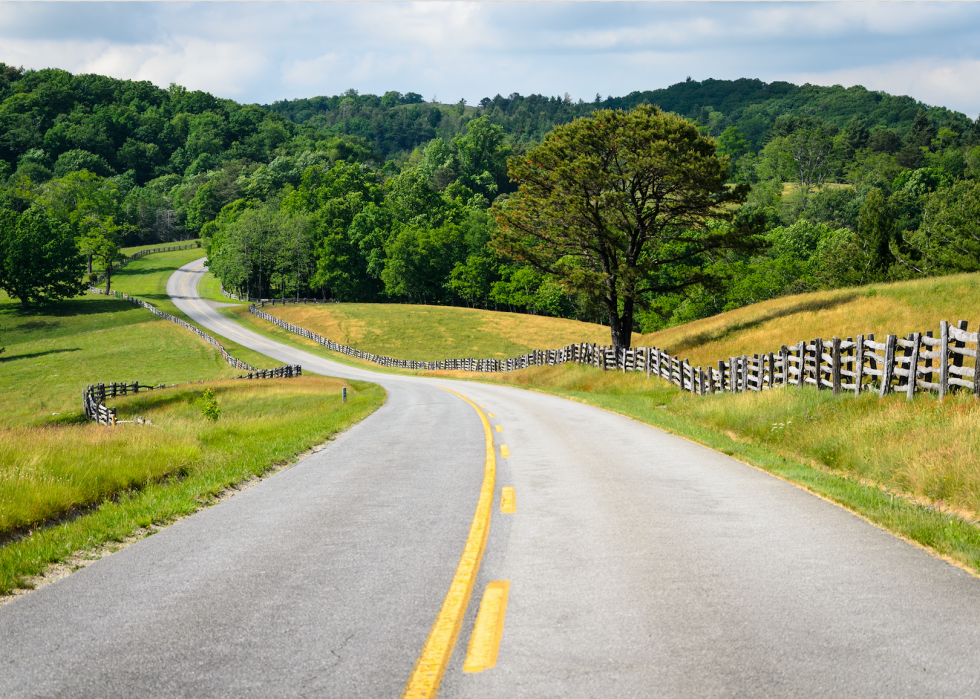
[105,265,111,294]
[87,254,92,275]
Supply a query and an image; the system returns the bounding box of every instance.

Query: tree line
[3,65,980,350]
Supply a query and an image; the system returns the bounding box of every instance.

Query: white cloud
[1,2,979,113]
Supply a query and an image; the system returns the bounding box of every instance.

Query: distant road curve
[1,257,979,698]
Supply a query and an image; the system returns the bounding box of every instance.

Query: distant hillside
[268,78,976,155]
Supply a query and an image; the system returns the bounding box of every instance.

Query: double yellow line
[401,388,498,698]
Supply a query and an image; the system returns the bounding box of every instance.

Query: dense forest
[2,64,980,333]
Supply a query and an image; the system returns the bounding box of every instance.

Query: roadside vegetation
[638,271,980,365]
[0,375,383,596]
[0,252,384,596]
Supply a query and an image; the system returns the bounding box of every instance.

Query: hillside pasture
[249,300,635,361]
[638,272,980,366]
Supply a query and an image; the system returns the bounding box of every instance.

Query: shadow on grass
[0,348,80,363]
[0,297,135,320]
[114,264,188,278]
[668,292,861,355]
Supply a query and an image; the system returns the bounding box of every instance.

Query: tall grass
[638,272,980,365]
[0,376,384,594]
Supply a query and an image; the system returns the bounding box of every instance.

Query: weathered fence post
[831,337,841,395]
[854,335,864,397]
[906,332,921,401]
[880,335,897,397]
[740,355,748,393]
[973,323,980,398]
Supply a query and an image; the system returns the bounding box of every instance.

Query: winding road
[2,258,980,698]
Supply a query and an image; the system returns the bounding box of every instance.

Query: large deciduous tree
[491,105,765,350]
[0,206,85,306]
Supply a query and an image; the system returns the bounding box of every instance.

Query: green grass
[198,270,242,305]
[120,239,201,257]
[0,291,242,427]
[108,249,273,370]
[0,375,384,594]
[254,300,628,361]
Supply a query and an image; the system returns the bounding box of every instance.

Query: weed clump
[201,388,220,422]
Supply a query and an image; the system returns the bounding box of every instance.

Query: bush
[201,388,220,421]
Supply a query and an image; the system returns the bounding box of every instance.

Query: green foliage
[493,105,766,348]
[201,388,220,421]
[0,207,85,306]
[900,180,980,274]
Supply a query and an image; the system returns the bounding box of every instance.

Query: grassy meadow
[0,375,383,595]
[0,253,385,596]
[637,272,980,366]
[246,297,632,360]
[0,290,242,427]
[108,248,273,370]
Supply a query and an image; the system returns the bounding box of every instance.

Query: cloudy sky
[2,2,980,115]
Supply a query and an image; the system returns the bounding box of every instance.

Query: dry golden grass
[263,302,636,360]
[637,273,980,366]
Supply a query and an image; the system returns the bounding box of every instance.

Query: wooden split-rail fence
[95,242,199,284]
[251,302,980,402]
[83,366,303,426]
[84,262,301,425]
[221,284,338,304]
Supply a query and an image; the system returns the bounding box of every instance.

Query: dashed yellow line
[401,388,496,699]
[462,581,510,673]
[488,413,495,418]
[500,487,515,514]
[500,445,509,458]
[495,425,502,432]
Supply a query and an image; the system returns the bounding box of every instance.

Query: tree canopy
[492,106,766,349]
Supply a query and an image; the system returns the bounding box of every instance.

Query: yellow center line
[495,425,502,432]
[488,413,495,418]
[401,388,496,699]
[500,445,510,458]
[462,581,511,673]
[500,487,516,514]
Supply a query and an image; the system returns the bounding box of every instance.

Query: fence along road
[2,258,980,698]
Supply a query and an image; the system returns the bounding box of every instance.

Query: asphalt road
[2,258,980,698]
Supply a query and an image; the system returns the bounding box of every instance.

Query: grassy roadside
[108,249,274,370]
[1,375,384,596]
[252,296,631,360]
[638,272,980,365]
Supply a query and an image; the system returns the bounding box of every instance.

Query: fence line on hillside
[220,284,338,304]
[94,242,200,284]
[250,302,980,402]
[83,367,303,426]
[82,246,301,426]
